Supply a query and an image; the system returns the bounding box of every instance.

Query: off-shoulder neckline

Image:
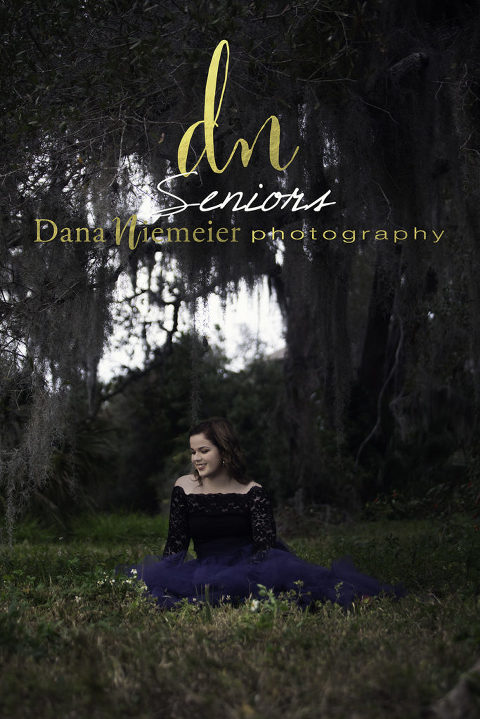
[173,485,263,497]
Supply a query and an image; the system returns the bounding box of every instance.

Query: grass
[1,512,479,718]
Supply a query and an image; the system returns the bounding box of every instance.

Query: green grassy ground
[1,513,479,719]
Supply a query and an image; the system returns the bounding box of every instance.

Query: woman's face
[190,433,223,478]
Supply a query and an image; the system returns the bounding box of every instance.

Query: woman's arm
[162,485,190,557]
[249,486,277,560]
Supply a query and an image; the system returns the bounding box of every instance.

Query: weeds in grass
[1,513,479,718]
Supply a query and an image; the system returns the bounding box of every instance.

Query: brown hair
[188,417,248,485]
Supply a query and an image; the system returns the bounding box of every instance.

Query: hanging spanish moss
[1,0,480,534]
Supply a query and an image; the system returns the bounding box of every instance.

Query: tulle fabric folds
[116,537,406,610]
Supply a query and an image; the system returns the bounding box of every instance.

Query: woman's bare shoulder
[246,481,262,490]
[174,474,196,490]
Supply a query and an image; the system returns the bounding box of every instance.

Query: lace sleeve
[162,486,190,557]
[249,486,276,559]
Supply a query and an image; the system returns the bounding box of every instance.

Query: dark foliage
[1,1,480,532]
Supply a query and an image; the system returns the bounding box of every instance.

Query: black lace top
[162,485,277,559]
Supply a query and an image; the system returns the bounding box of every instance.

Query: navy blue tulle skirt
[116,537,406,610]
